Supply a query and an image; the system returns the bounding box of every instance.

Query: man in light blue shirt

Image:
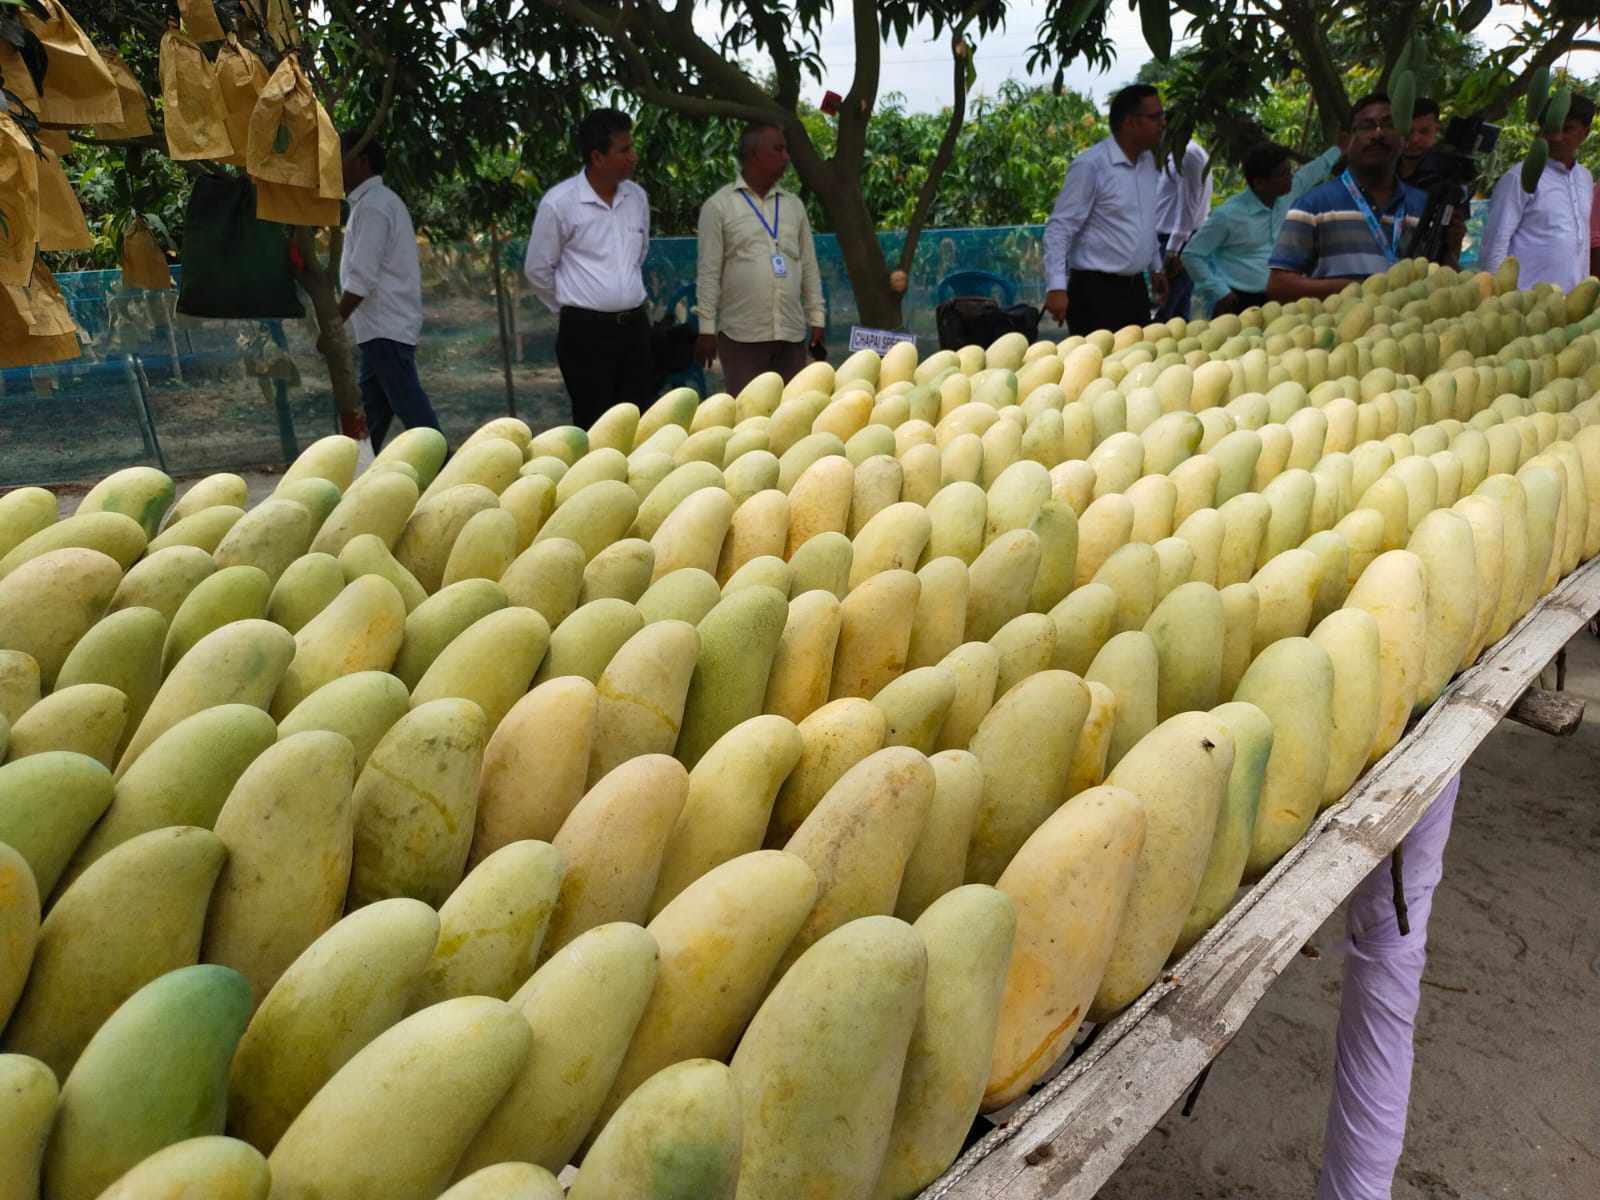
[1182,143,1295,317]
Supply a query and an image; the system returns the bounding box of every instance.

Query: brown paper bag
[248,56,319,188]
[0,113,40,287]
[0,261,80,367]
[23,0,121,127]
[121,218,174,290]
[0,36,44,111]
[215,35,268,169]
[179,0,227,42]
[254,177,340,227]
[159,27,234,161]
[37,128,73,156]
[265,0,300,48]
[314,99,343,201]
[94,48,155,140]
[36,147,92,251]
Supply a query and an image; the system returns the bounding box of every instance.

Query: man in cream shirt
[526,107,652,430]
[693,122,825,396]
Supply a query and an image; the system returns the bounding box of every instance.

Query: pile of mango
[2,255,1598,1200]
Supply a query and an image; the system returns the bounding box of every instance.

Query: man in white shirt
[525,108,652,431]
[337,132,440,450]
[1482,92,1595,291]
[693,122,825,397]
[1042,84,1169,336]
[1153,138,1212,320]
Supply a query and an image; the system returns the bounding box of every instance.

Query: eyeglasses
[1351,117,1396,134]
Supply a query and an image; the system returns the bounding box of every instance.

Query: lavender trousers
[1317,773,1460,1200]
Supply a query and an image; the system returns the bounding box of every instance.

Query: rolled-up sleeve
[524,198,562,314]
[694,195,724,337]
[1043,158,1095,292]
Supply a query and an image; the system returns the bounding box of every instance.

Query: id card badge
[771,253,788,278]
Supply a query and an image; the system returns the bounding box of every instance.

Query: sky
[749,2,1600,115]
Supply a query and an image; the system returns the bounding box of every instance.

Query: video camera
[1411,115,1501,265]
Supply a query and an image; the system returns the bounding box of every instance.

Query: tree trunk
[293,227,362,425]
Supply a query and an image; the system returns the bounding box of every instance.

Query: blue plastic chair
[935,269,1016,307]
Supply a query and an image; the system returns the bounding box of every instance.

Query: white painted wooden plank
[924,556,1600,1200]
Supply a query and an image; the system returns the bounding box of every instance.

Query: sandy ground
[1096,629,1600,1200]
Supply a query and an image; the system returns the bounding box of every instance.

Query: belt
[1070,269,1145,281]
[561,303,646,323]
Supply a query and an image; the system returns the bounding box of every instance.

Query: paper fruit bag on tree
[254,178,340,226]
[0,28,46,112]
[0,111,40,287]
[178,0,227,43]
[248,55,318,187]
[159,26,234,161]
[36,146,91,251]
[95,47,155,140]
[121,217,174,290]
[315,100,342,201]
[20,0,120,127]
[215,34,268,168]
[0,258,82,368]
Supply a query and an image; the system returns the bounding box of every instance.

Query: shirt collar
[736,174,784,200]
[348,175,382,205]
[576,171,632,208]
[1107,137,1137,168]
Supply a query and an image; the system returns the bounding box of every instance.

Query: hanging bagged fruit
[0,258,81,367]
[159,25,234,161]
[17,0,120,127]
[121,216,174,290]
[94,47,155,140]
[314,100,342,202]
[214,34,268,169]
[0,108,40,287]
[178,0,228,43]
[247,55,319,188]
[35,146,92,251]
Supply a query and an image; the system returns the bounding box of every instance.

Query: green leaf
[273,121,291,155]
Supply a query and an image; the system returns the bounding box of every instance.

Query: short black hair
[577,108,632,165]
[1109,84,1160,133]
[1243,142,1292,183]
[339,129,385,173]
[1412,97,1441,121]
[1350,92,1391,123]
[1560,92,1597,130]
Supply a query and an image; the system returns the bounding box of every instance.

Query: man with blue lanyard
[1268,92,1426,303]
[694,122,825,397]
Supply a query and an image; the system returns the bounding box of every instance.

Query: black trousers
[1066,270,1151,337]
[556,304,653,432]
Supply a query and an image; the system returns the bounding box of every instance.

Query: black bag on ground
[935,296,1040,351]
[177,174,304,320]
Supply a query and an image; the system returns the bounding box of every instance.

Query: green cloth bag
[177,173,304,319]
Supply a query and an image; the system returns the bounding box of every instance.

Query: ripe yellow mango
[1451,494,1506,666]
[227,898,440,1153]
[0,486,58,561]
[390,579,508,689]
[763,589,842,722]
[1092,712,1232,1019]
[203,732,356,1005]
[675,585,788,768]
[411,606,549,730]
[1085,630,1159,771]
[1407,508,1480,710]
[92,1136,269,1200]
[1474,474,1531,640]
[472,677,598,862]
[830,568,919,700]
[310,468,418,557]
[3,682,126,767]
[371,426,448,490]
[459,922,658,1175]
[1308,608,1382,808]
[279,434,360,495]
[440,1163,563,1200]
[543,755,688,959]
[272,575,407,719]
[267,996,532,1200]
[873,885,1016,1199]
[931,640,1001,753]
[597,851,817,1132]
[0,548,122,689]
[212,499,313,586]
[0,751,113,899]
[767,697,887,844]
[1073,492,1134,586]
[110,544,216,620]
[339,532,428,611]
[778,747,934,974]
[45,964,251,1200]
[784,453,855,552]
[440,507,519,588]
[147,505,246,557]
[730,916,926,1200]
[499,535,585,626]
[1174,701,1273,955]
[393,483,500,594]
[966,528,1040,641]
[0,511,145,581]
[0,1052,57,1200]
[265,552,345,634]
[895,748,984,922]
[907,557,970,670]
[966,670,1091,885]
[412,839,563,1009]
[348,699,487,908]
[1343,549,1428,764]
[0,844,40,1030]
[1143,581,1224,721]
[2,826,225,1079]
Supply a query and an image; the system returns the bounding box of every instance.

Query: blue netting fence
[2,206,1492,488]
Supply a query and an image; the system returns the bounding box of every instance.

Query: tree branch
[897,32,969,274]
[836,0,881,171]
[1479,22,1582,121]
[742,0,801,111]
[1274,0,1350,136]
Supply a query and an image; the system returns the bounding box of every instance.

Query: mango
[0,1052,57,1200]
[92,1136,270,1200]
[0,512,145,580]
[3,683,126,767]
[675,585,787,768]
[472,677,599,860]
[161,563,273,672]
[0,548,122,689]
[110,544,216,619]
[212,499,314,585]
[275,671,410,773]
[411,606,550,731]
[394,483,500,593]
[0,751,113,899]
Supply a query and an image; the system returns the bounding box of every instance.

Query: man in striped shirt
[1267,93,1427,301]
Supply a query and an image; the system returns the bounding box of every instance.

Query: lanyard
[1339,170,1403,264]
[739,189,780,244]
